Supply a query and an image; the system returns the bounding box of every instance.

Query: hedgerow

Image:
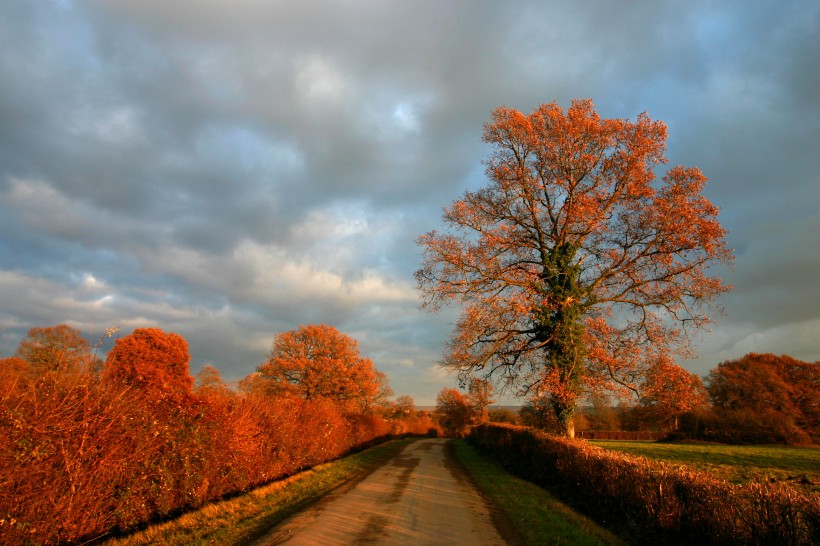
[469,423,819,545]
[0,370,429,545]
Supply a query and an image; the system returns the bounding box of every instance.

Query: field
[589,440,820,492]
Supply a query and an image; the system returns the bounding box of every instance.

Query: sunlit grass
[589,440,820,492]
[449,439,626,546]
[104,438,416,545]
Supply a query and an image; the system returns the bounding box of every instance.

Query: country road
[251,438,509,545]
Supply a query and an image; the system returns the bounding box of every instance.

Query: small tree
[582,392,621,431]
[392,395,417,418]
[104,328,193,395]
[467,377,495,424]
[488,407,520,424]
[435,388,474,437]
[417,99,732,436]
[15,324,93,375]
[639,359,707,430]
[518,395,560,432]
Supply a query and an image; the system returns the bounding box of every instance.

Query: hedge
[0,371,431,545]
[469,424,819,545]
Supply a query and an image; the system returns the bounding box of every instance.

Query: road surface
[252,438,509,545]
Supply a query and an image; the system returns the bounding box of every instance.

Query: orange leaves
[435,387,474,437]
[0,367,395,545]
[706,353,820,442]
[104,328,193,395]
[258,324,383,411]
[471,424,820,543]
[14,324,93,375]
[417,99,733,435]
[639,360,708,429]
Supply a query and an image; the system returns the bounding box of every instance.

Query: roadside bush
[0,368,396,545]
[469,423,819,545]
[388,412,440,437]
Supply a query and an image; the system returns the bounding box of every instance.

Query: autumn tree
[518,395,559,431]
[104,327,193,395]
[391,394,417,418]
[257,324,385,410]
[369,369,395,413]
[417,99,732,436]
[14,324,93,375]
[467,377,495,424]
[435,387,474,437]
[487,407,519,424]
[581,391,621,431]
[639,359,707,430]
[706,353,819,440]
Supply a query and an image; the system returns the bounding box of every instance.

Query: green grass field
[589,440,820,492]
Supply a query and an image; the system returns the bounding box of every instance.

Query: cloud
[0,0,817,404]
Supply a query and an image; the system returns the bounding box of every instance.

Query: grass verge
[102,438,417,546]
[589,440,820,492]
[449,439,626,546]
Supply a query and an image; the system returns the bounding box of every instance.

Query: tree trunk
[552,396,577,438]
[565,418,575,438]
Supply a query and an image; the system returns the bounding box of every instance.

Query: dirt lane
[252,438,508,545]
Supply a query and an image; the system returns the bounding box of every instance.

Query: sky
[1,1,818,405]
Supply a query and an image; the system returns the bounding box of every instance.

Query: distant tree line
[462,352,818,445]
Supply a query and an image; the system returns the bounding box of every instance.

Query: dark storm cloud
[1,0,817,403]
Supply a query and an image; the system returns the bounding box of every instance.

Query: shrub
[0,368,397,545]
[469,424,819,545]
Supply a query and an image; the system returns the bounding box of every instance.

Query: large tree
[257,324,385,410]
[417,99,732,436]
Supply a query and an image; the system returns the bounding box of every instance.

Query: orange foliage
[104,328,193,395]
[706,353,819,443]
[471,424,819,544]
[417,99,732,436]
[639,359,708,430]
[0,325,419,545]
[258,324,383,410]
[435,387,474,437]
[14,324,93,375]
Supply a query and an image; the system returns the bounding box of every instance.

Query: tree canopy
[14,324,93,375]
[257,324,385,411]
[639,358,708,430]
[434,387,473,437]
[417,99,732,436]
[104,328,192,395]
[706,353,819,440]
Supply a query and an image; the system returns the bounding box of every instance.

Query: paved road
[253,438,508,545]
